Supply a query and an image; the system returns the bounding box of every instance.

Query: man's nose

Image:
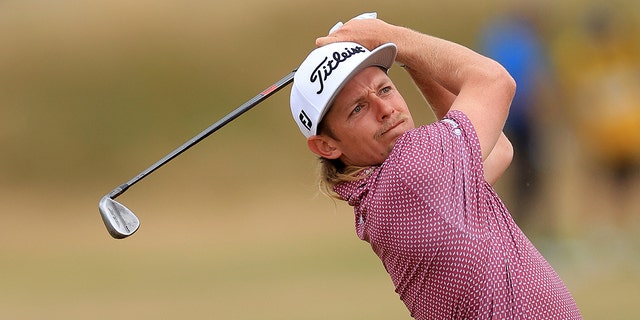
[371,96,395,121]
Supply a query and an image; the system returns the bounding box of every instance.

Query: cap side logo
[299,109,312,131]
[310,45,366,94]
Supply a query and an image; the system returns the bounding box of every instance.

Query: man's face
[316,67,415,166]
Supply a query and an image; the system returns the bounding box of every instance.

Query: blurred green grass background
[1,0,639,319]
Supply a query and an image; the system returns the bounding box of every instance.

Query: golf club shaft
[107,69,297,200]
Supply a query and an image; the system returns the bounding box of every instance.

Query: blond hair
[316,157,370,199]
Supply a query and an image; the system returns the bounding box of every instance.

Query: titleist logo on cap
[310,45,367,94]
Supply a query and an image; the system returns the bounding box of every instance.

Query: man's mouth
[376,117,406,139]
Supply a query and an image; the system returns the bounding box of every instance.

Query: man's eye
[380,86,391,94]
[352,105,363,114]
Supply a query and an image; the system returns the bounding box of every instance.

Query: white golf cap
[290,42,397,138]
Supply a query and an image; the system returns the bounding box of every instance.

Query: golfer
[290,15,581,319]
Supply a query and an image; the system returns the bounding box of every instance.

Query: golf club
[99,69,296,239]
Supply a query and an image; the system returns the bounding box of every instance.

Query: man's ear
[307,135,342,159]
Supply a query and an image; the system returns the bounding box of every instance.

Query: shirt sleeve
[392,109,484,179]
[387,109,487,234]
[440,110,484,165]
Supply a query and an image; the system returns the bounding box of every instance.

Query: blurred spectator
[554,5,640,182]
[551,3,640,228]
[478,5,553,226]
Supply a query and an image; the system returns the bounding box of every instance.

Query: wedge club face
[99,196,140,239]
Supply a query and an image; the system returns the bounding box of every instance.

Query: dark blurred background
[1,0,638,318]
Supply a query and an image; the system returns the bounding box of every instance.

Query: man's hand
[316,17,396,51]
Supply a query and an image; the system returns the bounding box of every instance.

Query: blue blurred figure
[479,7,550,225]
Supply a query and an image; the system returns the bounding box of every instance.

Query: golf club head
[99,196,140,239]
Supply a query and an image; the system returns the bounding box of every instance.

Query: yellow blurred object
[552,6,640,168]
[577,67,640,164]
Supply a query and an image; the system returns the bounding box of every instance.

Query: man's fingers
[315,36,339,48]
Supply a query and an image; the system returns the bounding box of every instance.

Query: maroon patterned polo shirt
[334,111,581,319]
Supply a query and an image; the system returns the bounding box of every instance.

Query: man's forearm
[401,65,455,120]
[390,26,494,95]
